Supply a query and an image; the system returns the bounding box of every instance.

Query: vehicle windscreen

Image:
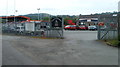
[70,25,76,27]
[65,26,70,27]
[16,27,20,29]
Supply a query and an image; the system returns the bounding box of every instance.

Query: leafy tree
[64,16,78,25]
[43,17,50,21]
[64,17,71,25]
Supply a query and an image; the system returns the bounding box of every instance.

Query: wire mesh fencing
[98,14,118,40]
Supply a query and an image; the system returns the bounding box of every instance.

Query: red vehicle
[77,25,88,30]
[64,25,71,30]
[64,25,77,30]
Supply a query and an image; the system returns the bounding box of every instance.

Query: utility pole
[37,8,40,20]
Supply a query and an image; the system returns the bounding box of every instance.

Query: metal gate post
[98,25,101,40]
[98,16,101,40]
[118,12,120,41]
[61,18,64,38]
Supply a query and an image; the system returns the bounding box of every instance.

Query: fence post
[118,12,120,41]
[98,25,101,40]
[98,16,101,40]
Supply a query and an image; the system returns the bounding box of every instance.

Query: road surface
[2,31,118,65]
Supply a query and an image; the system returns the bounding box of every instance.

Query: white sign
[113,14,117,16]
[87,19,91,22]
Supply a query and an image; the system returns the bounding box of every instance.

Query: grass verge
[105,40,120,47]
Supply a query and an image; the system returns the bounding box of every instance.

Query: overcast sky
[0,0,119,16]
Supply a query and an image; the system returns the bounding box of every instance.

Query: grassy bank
[106,40,120,47]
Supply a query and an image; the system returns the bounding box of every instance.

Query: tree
[64,17,71,25]
[64,16,77,25]
[42,17,50,21]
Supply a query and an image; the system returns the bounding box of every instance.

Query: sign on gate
[50,16,64,38]
[51,17,63,28]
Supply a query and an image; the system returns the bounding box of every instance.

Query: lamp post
[6,0,8,23]
[14,10,17,33]
[37,8,40,20]
[14,10,18,22]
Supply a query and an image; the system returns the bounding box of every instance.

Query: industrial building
[77,15,98,26]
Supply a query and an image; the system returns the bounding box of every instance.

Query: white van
[16,26,25,33]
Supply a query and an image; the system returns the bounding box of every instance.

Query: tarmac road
[2,36,38,65]
[2,31,118,65]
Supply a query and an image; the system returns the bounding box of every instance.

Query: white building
[118,1,120,12]
[77,18,98,26]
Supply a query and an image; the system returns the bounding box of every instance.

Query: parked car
[77,25,88,30]
[64,25,77,30]
[70,25,77,30]
[64,25,71,30]
[88,25,97,30]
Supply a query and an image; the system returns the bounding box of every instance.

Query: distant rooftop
[0,16,30,22]
[79,14,117,19]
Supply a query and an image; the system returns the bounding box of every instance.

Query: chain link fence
[1,21,63,38]
[98,14,118,40]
